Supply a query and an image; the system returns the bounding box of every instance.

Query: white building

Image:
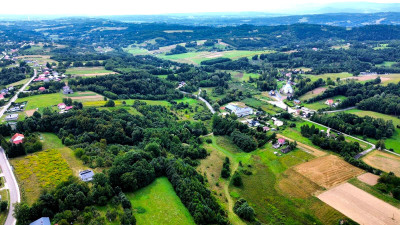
[281,83,293,94]
[79,170,94,182]
[225,104,253,117]
[274,120,284,127]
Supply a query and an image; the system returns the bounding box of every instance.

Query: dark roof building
[79,170,94,182]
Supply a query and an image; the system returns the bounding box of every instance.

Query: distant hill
[105,12,400,27]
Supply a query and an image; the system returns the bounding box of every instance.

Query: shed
[30,217,51,225]
[79,170,94,182]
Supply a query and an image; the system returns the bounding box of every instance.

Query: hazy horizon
[0,0,399,16]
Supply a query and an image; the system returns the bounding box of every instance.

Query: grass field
[0,189,9,225]
[157,50,275,64]
[303,72,353,83]
[67,91,105,102]
[303,95,347,110]
[343,109,400,153]
[83,99,171,107]
[231,71,260,82]
[126,177,195,225]
[14,55,57,65]
[202,135,348,225]
[65,67,115,76]
[299,87,327,101]
[123,46,151,55]
[16,93,63,110]
[376,61,397,67]
[11,149,73,205]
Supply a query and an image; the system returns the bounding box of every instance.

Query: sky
[0,0,399,15]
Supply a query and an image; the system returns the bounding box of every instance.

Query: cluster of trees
[1,132,42,158]
[0,62,32,85]
[310,113,395,139]
[200,57,231,66]
[166,45,187,55]
[376,172,400,200]
[233,199,255,222]
[294,78,325,98]
[221,157,231,178]
[212,115,275,152]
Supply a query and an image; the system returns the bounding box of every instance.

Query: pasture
[14,55,57,65]
[11,149,73,205]
[231,72,260,82]
[303,72,353,82]
[299,87,327,101]
[126,177,195,225]
[67,91,104,102]
[6,78,30,87]
[65,66,116,77]
[15,93,63,111]
[202,135,348,225]
[303,95,347,110]
[157,50,275,64]
[318,182,400,225]
[83,99,171,107]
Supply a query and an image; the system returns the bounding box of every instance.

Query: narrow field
[16,93,63,110]
[363,150,400,176]
[299,87,327,101]
[303,95,347,110]
[318,182,400,225]
[126,177,195,225]
[65,66,116,76]
[294,155,364,188]
[303,72,353,82]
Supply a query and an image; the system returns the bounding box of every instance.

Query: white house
[274,120,284,127]
[281,83,293,94]
[79,170,94,182]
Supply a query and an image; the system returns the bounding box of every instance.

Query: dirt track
[318,183,400,225]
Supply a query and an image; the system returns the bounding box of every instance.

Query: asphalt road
[0,70,36,225]
[0,147,20,225]
[179,89,215,114]
[0,69,37,118]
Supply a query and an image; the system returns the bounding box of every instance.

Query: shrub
[232,172,243,187]
[233,198,255,221]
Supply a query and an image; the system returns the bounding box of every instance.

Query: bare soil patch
[318,182,400,225]
[299,87,327,101]
[357,173,379,186]
[345,75,391,82]
[25,109,37,117]
[363,150,400,176]
[235,73,244,79]
[294,155,364,188]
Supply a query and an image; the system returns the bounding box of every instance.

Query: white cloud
[0,0,399,15]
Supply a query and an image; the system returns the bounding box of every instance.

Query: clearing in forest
[318,182,400,225]
[294,155,364,188]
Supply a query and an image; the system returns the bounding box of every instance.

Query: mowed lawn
[65,66,114,75]
[158,50,275,64]
[126,177,195,225]
[303,95,347,110]
[83,99,172,107]
[303,72,353,82]
[344,109,400,153]
[16,93,63,110]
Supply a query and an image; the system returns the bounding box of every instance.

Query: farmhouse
[225,104,253,117]
[294,99,301,105]
[269,90,276,96]
[79,170,94,182]
[0,94,4,100]
[57,103,66,110]
[274,120,284,127]
[10,133,24,144]
[62,86,74,94]
[38,87,46,92]
[263,126,270,132]
[65,106,74,111]
[30,217,51,225]
[5,114,18,121]
[325,99,334,106]
[280,146,292,154]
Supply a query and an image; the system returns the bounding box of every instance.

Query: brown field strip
[318,183,400,225]
[357,173,379,186]
[278,168,323,198]
[294,155,364,188]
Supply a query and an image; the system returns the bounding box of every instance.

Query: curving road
[179,89,215,114]
[0,70,35,225]
[0,147,20,225]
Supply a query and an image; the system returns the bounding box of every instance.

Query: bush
[233,198,255,221]
[205,138,212,144]
[104,100,115,107]
[232,172,243,187]
[0,201,8,212]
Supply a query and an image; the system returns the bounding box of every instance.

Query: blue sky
[0,0,399,15]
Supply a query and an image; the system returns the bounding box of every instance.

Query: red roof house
[57,103,66,109]
[0,94,4,100]
[11,133,24,145]
[65,106,74,111]
[325,99,334,106]
[278,138,286,145]
[38,87,46,92]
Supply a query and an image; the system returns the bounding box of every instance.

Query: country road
[179,89,215,114]
[0,69,37,118]
[0,70,36,225]
[324,106,356,113]
[0,147,20,225]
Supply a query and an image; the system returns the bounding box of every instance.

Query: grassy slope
[65,66,113,75]
[303,95,347,110]
[342,109,400,153]
[15,93,63,110]
[203,135,346,225]
[0,189,9,225]
[303,72,353,82]
[126,177,196,225]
